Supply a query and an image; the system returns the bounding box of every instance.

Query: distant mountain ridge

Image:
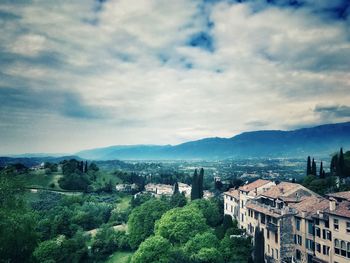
[76,122,350,160]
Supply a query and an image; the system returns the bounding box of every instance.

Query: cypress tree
[84,161,88,173]
[339,148,345,177]
[191,169,199,200]
[319,161,324,178]
[330,154,338,176]
[254,226,265,263]
[198,168,204,199]
[307,156,312,175]
[173,182,179,195]
[322,170,326,179]
[312,158,317,176]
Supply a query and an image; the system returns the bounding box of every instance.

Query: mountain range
[76,122,350,160]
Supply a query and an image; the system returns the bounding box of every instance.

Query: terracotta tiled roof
[238,179,272,192]
[290,196,329,218]
[326,191,350,202]
[260,182,316,199]
[224,189,239,200]
[246,202,283,218]
[325,200,350,219]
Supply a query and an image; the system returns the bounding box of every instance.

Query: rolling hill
[76,122,350,160]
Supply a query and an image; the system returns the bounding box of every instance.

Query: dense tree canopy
[131,235,172,263]
[155,206,208,244]
[128,199,170,249]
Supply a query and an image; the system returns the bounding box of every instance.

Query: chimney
[329,198,337,211]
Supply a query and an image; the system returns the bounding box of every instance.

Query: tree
[128,199,170,249]
[131,236,172,263]
[170,192,187,208]
[173,182,179,195]
[0,175,39,262]
[192,247,223,263]
[191,169,199,200]
[220,235,252,263]
[253,226,264,263]
[339,148,345,177]
[155,206,208,244]
[222,214,234,233]
[183,231,220,260]
[188,199,222,227]
[198,168,204,199]
[312,158,317,176]
[319,161,324,178]
[84,161,88,173]
[307,156,312,175]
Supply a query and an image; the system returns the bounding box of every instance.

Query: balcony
[266,222,278,232]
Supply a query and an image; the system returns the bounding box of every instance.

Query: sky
[0,0,350,155]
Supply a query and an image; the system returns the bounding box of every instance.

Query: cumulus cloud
[0,0,349,154]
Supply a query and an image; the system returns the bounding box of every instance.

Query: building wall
[330,215,350,263]
[224,194,239,220]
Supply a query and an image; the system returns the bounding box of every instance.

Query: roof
[325,200,350,219]
[224,189,239,200]
[260,182,317,200]
[290,196,329,219]
[239,179,272,192]
[326,191,350,202]
[246,201,283,218]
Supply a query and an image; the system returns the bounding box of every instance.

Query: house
[224,179,350,263]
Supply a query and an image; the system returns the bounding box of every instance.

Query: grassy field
[18,170,64,190]
[105,251,133,263]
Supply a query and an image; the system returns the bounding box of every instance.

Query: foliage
[191,169,199,200]
[187,199,222,227]
[192,247,223,263]
[91,225,130,261]
[220,235,252,263]
[183,231,219,259]
[131,236,172,263]
[33,231,89,263]
[128,199,170,249]
[130,192,154,208]
[155,206,208,244]
[0,175,39,262]
[170,192,187,208]
[253,227,264,263]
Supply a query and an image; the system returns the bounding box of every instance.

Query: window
[268,244,270,254]
[296,249,301,260]
[272,248,274,259]
[308,220,314,235]
[230,205,233,213]
[306,239,314,251]
[316,243,321,253]
[275,249,278,259]
[275,232,278,243]
[261,214,266,224]
[323,245,330,255]
[315,227,321,237]
[315,218,319,225]
[335,239,340,255]
[325,219,329,228]
[296,218,301,231]
[296,235,302,245]
[334,218,339,230]
[225,204,228,210]
[254,211,259,219]
[347,243,350,258]
[267,230,270,239]
[241,213,244,222]
[347,222,350,233]
[341,241,346,257]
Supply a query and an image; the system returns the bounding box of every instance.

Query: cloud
[0,0,349,154]
[315,104,350,118]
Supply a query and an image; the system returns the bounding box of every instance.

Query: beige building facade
[223,179,350,263]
